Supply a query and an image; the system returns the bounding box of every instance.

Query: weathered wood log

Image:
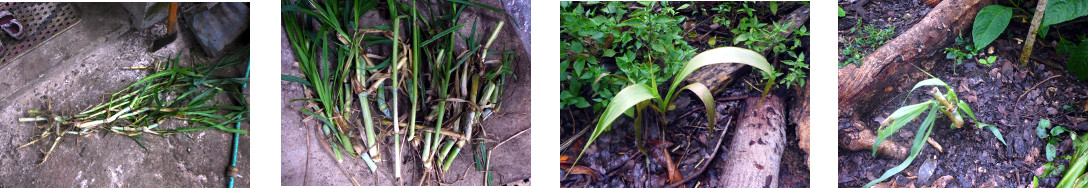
[790,84,810,167]
[685,6,809,95]
[841,119,908,159]
[721,95,785,188]
[838,0,990,114]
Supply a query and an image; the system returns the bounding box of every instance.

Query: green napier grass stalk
[427,2,462,169]
[442,19,508,171]
[387,0,404,179]
[409,0,421,142]
[21,50,249,165]
[353,39,382,166]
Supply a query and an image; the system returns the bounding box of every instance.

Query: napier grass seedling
[864,75,1006,188]
[567,47,774,179]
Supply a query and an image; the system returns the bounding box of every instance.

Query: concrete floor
[0,3,249,187]
[279,0,531,185]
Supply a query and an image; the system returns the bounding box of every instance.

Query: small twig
[1016,75,1061,108]
[715,95,749,102]
[560,116,598,152]
[483,127,530,186]
[667,117,732,188]
[304,117,311,185]
[492,127,530,152]
[926,137,944,152]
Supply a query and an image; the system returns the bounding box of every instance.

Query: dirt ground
[278,0,531,186]
[839,0,1088,187]
[0,3,250,188]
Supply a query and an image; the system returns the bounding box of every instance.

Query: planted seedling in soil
[567,46,775,183]
[865,75,1006,188]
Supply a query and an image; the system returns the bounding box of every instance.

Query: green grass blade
[665,47,770,105]
[446,0,518,26]
[865,104,938,188]
[679,83,716,128]
[979,123,1007,145]
[873,101,932,156]
[568,84,658,176]
[957,99,977,122]
[904,78,947,103]
[420,24,464,47]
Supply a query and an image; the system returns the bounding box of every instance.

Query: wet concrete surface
[0,3,249,187]
[278,0,531,185]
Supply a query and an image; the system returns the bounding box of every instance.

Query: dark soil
[838,0,1088,187]
[838,0,931,34]
[560,2,809,187]
[837,0,933,66]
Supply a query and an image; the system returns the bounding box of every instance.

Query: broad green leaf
[1039,119,1052,139]
[603,49,616,57]
[873,101,932,156]
[651,42,666,52]
[665,47,771,105]
[770,2,778,15]
[1059,38,1088,81]
[573,97,591,108]
[733,33,749,45]
[1053,126,1070,136]
[972,5,1012,49]
[570,84,658,171]
[1043,0,1088,26]
[654,16,676,24]
[1048,143,1058,161]
[865,104,938,188]
[838,6,846,17]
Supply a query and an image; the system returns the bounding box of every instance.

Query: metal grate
[0,2,81,64]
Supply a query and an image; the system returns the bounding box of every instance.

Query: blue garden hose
[228,61,249,188]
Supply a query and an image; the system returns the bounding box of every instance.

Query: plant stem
[388,0,402,180]
[928,87,963,128]
[1020,0,1048,66]
[409,0,421,142]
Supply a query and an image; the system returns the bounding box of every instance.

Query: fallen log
[841,119,908,159]
[790,84,810,167]
[685,6,809,95]
[838,0,990,114]
[720,95,786,188]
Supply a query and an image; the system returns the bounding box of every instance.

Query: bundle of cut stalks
[19,50,250,165]
[283,0,515,185]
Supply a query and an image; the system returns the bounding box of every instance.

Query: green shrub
[560,1,694,111]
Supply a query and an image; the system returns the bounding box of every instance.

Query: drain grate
[0,2,80,64]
